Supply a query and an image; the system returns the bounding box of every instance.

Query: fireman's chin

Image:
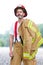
[17,16,23,19]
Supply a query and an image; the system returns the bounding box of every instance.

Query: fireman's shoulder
[23,19,32,27]
[24,19,29,22]
[23,19,29,26]
[24,19,37,27]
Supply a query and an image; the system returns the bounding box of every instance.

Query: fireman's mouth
[17,14,21,16]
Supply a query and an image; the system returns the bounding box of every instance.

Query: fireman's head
[14,5,27,19]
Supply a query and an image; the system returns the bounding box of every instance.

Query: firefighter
[9,5,27,65]
[9,4,43,65]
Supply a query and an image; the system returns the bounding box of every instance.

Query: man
[9,5,27,65]
[9,5,43,65]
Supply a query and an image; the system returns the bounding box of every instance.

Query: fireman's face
[16,9,25,19]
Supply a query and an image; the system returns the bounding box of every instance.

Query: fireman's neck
[18,18,24,24]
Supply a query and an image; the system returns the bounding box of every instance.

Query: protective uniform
[18,19,43,65]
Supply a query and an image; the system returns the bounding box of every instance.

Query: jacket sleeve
[24,19,42,50]
[22,19,43,60]
[31,22,43,50]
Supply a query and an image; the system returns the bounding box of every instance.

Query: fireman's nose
[18,14,21,16]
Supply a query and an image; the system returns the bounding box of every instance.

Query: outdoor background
[0,0,43,65]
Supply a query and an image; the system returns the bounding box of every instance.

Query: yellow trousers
[10,42,36,65]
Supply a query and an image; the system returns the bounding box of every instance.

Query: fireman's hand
[9,50,13,57]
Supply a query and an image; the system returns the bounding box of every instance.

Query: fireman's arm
[26,20,43,48]
[32,22,43,48]
[9,34,14,51]
[23,19,43,60]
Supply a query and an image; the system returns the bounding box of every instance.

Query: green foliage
[0,31,10,47]
[0,39,4,46]
[38,24,43,47]
[38,24,43,37]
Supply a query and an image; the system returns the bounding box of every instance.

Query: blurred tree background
[0,31,10,47]
[0,24,43,47]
